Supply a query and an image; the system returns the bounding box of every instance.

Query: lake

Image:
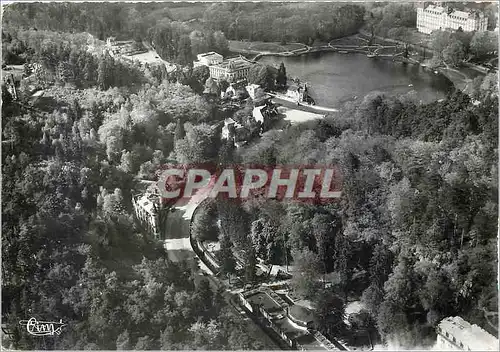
[259,52,454,107]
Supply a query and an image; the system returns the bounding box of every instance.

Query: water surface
[259,52,454,107]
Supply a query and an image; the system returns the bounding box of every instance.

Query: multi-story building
[436,316,499,351]
[132,182,162,239]
[208,56,254,82]
[417,3,488,34]
[194,52,255,82]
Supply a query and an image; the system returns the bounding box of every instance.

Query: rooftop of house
[247,83,260,89]
[272,316,307,340]
[247,291,283,313]
[224,117,243,127]
[224,117,236,125]
[134,192,159,215]
[438,316,499,351]
[289,305,315,324]
[253,106,265,120]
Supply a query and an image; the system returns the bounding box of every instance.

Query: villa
[436,316,499,351]
[417,3,488,34]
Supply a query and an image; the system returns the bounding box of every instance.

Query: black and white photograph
[1,0,498,350]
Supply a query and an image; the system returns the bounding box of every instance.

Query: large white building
[417,3,488,34]
[132,182,161,239]
[436,316,499,351]
[194,52,255,82]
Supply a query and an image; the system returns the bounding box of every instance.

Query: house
[238,287,334,350]
[222,82,249,101]
[252,102,279,132]
[224,84,237,98]
[436,316,499,351]
[221,117,245,140]
[246,83,265,100]
[193,51,223,67]
[286,84,308,103]
[106,37,116,47]
[253,106,266,124]
[132,181,163,239]
[417,4,488,34]
[288,305,315,329]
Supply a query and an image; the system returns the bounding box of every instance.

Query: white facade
[208,56,253,82]
[436,317,499,351]
[417,5,488,34]
[133,192,160,239]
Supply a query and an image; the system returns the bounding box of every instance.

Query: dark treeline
[202,2,366,44]
[3,2,366,52]
[198,82,498,347]
[1,78,271,350]
[2,3,230,65]
[3,29,145,90]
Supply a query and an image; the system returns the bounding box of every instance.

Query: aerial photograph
[1,1,498,351]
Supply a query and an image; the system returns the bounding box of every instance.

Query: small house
[246,83,265,100]
[286,84,307,102]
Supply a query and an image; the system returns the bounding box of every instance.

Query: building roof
[289,305,315,324]
[273,317,306,340]
[224,117,236,125]
[246,291,283,313]
[253,106,265,122]
[135,193,159,215]
[438,316,499,351]
[424,4,483,19]
[214,56,253,71]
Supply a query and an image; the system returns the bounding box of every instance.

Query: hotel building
[194,52,254,82]
[436,316,499,351]
[417,3,488,34]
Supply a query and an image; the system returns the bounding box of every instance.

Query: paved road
[162,181,281,349]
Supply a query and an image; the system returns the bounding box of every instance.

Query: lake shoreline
[230,34,482,95]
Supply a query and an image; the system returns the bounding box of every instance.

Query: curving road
[161,179,282,349]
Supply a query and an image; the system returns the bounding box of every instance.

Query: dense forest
[199,82,499,347]
[1,24,271,351]
[2,2,366,55]
[2,2,499,350]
